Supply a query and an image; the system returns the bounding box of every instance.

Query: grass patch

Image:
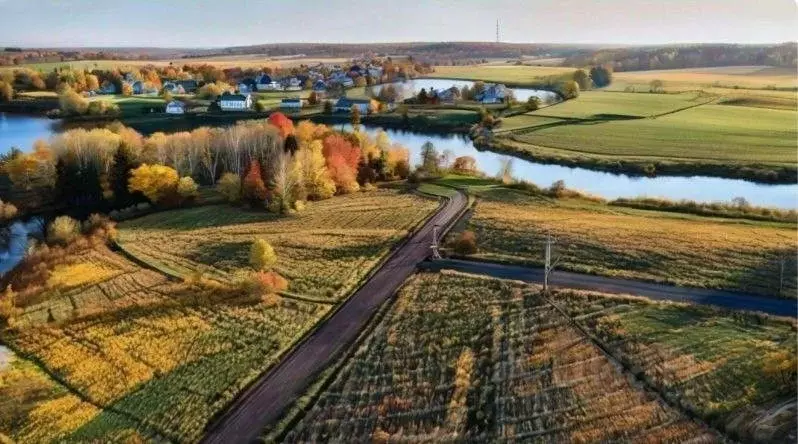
[117,188,438,302]
[448,186,797,297]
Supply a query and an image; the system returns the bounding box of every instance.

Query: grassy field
[429,64,577,84]
[611,66,798,92]
[447,184,797,297]
[561,291,798,441]
[2,243,330,442]
[284,271,782,442]
[496,92,796,168]
[117,188,438,301]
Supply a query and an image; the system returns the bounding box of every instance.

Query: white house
[255,73,275,91]
[165,100,186,114]
[218,92,253,111]
[477,83,508,104]
[334,97,370,113]
[280,98,302,110]
[283,77,302,91]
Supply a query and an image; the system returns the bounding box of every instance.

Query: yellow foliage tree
[128,164,179,204]
[177,176,199,201]
[217,172,241,203]
[48,215,80,245]
[58,86,89,115]
[249,238,277,270]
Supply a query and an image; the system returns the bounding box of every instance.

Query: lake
[367,78,561,103]
[1,112,60,154]
[1,113,796,209]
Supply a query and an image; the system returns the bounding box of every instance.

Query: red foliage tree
[242,159,268,206]
[268,112,295,138]
[322,134,360,172]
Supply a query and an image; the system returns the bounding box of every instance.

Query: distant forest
[3,42,796,70]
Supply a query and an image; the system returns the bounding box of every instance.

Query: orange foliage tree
[242,159,268,206]
[267,112,295,138]
[322,134,361,193]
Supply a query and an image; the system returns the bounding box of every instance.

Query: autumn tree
[85,74,100,91]
[250,238,277,270]
[0,81,13,102]
[242,159,268,207]
[217,172,241,203]
[559,80,580,100]
[177,176,199,203]
[351,105,361,127]
[128,164,179,205]
[420,141,440,174]
[58,86,89,115]
[298,140,336,200]
[47,215,80,245]
[121,82,133,96]
[268,112,295,137]
[572,69,591,90]
[452,156,477,173]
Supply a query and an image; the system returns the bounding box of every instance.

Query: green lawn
[507,103,796,164]
[528,90,712,119]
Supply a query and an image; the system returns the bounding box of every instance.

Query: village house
[282,77,302,91]
[165,100,186,114]
[312,80,327,97]
[476,83,508,104]
[177,79,199,93]
[255,73,275,91]
[437,86,460,104]
[98,81,117,94]
[238,78,257,94]
[218,92,253,111]
[162,81,186,94]
[280,98,302,110]
[334,97,370,113]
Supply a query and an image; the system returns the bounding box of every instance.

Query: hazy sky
[1,0,796,47]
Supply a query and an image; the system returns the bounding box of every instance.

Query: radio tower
[496,19,500,43]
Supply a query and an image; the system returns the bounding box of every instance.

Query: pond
[1,112,60,155]
[367,78,561,103]
[1,113,796,209]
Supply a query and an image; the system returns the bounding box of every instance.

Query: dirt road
[201,191,467,444]
[423,259,797,317]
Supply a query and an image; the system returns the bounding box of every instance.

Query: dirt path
[200,191,468,444]
[424,259,797,317]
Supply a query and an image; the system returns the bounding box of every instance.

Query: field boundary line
[540,292,730,441]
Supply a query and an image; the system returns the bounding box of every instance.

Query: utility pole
[543,233,556,292]
[778,257,785,297]
[496,19,500,43]
[431,224,442,260]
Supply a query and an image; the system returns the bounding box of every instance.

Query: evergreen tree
[110,144,139,208]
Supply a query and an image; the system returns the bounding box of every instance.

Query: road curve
[201,191,468,444]
[423,259,797,317]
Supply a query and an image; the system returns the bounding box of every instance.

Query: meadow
[117,188,438,301]
[610,66,798,91]
[428,64,577,84]
[559,291,798,441]
[449,186,797,297]
[282,271,725,442]
[2,240,330,442]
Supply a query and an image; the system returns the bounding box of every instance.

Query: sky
[0,0,796,48]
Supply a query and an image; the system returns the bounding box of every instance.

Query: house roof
[219,92,250,101]
[166,100,185,107]
[281,98,301,103]
[335,97,371,106]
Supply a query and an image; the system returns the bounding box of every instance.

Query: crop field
[117,189,438,301]
[529,91,711,119]
[2,242,331,442]
[558,291,798,441]
[451,188,797,297]
[283,271,718,442]
[610,66,798,92]
[501,101,796,165]
[0,345,143,443]
[429,64,577,84]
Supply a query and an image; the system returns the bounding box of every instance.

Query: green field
[611,66,798,92]
[447,183,797,297]
[528,90,711,119]
[429,64,578,84]
[282,271,796,441]
[117,188,438,301]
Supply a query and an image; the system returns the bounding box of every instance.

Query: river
[1,112,796,209]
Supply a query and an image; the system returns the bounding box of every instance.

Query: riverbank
[485,136,798,184]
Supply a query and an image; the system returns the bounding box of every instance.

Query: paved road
[423,259,797,317]
[201,191,468,444]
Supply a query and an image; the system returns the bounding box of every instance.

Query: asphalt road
[423,259,797,317]
[201,191,468,444]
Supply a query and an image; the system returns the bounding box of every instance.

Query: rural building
[255,73,274,91]
[218,92,253,111]
[334,97,370,113]
[238,78,257,94]
[162,81,186,94]
[477,83,508,104]
[437,87,460,104]
[165,100,186,114]
[177,79,199,93]
[282,77,302,91]
[312,80,327,96]
[98,81,117,94]
[280,98,302,110]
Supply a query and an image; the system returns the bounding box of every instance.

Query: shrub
[293,200,306,212]
[253,270,289,295]
[0,199,18,220]
[451,230,477,255]
[177,176,199,202]
[82,213,117,240]
[217,173,241,203]
[250,238,277,270]
[128,164,180,205]
[48,215,80,245]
